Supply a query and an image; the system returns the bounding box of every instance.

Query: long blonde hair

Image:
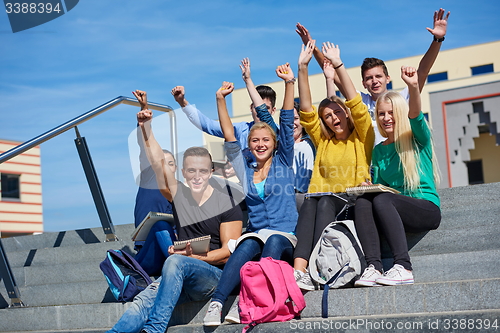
[376,92,440,192]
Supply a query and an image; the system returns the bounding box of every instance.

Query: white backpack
[309,220,366,288]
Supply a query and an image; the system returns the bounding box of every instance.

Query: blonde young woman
[294,40,375,290]
[354,66,441,287]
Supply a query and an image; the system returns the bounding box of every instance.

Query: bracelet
[285,77,296,84]
[334,63,344,69]
[433,36,445,43]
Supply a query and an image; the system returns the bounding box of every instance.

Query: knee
[161,254,185,276]
[372,193,395,208]
[317,196,337,213]
[264,234,287,248]
[151,220,173,233]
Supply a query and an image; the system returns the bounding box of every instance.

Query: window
[1,173,20,200]
[466,160,484,185]
[386,82,393,90]
[427,72,448,83]
[471,64,494,76]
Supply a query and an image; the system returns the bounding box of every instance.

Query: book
[304,192,348,203]
[173,235,211,254]
[345,184,400,196]
[131,212,175,241]
[227,229,298,253]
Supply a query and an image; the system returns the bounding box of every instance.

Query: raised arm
[216,81,236,142]
[240,58,265,109]
[296,23,325,70]
[417,8,450,91]
[276,62,295,110]
[297,40,315,113]
[133,90,177,201]
[322,42,357,100]
[401,66,421,119]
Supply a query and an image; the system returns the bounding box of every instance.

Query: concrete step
[5,240,135,269]
[1,223,136,253]
[1,278,499,332]
[2,248,498,309]
[165,309,500,333]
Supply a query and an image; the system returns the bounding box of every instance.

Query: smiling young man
[105,91,243,333]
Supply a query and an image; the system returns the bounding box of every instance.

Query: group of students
[106,8,449,333]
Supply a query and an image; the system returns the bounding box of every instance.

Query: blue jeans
[135,221,176,276]
[107,255,222,333]
[211,234,293,306]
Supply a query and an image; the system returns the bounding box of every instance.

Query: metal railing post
[0,239,25,307]
[74,127,117,241]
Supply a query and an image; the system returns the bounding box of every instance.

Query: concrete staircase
[1,182,499,333]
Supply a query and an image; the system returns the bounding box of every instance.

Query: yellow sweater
[300,94,374,193]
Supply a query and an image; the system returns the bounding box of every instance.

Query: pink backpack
[239,257,306,332]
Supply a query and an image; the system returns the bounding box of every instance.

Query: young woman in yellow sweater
[294,41,375,290]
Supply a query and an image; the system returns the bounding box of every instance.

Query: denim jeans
[135,221,176,276]
[210,234,293,306]
[107,254,222,333]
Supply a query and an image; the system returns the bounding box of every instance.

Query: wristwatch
[433,36,445,43]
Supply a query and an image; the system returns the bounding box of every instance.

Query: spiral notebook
[173,235,211,254]
[131,212,175,241]
[345,184,400,196]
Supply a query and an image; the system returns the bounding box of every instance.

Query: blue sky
[1,0,499,233]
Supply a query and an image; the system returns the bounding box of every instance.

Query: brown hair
[317,96,354,140]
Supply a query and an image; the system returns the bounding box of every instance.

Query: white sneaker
[294,269,304,281]
[375,264,414,286]
[296,270,319,291]
[355,264,383,287]
[224,296,240,324]
[203,301,223,326]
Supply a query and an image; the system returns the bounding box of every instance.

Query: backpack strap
[321,262,349,318]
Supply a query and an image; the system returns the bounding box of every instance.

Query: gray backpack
[308,220,366,317]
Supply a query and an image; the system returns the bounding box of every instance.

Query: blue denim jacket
[225,108,297,233]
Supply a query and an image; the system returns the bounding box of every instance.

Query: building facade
[0,139,43,237]
[203,41,500,188]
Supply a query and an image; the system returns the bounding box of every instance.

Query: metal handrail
[0,96,176,307]
[0,96,177,164]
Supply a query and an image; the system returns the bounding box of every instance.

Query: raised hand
[133,90,148,110]
[323,59,335,81]
[137,109,153,126]
[321,42,342,68]
[296,22,313,45]
[171,86,187,106]
[276,63,294,81]
[401,66,418,87]
[240,57,251,82]
[299,40,315,67]
[216,81,234,98]
[426,8,450,39]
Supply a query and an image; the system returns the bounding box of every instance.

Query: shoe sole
[375,279,414,286]
[296,282,317,291]
[224,315,240,324]
[203,321,222,326]
[354,280,383,287]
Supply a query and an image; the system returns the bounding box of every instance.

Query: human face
[164,153,177,174]
[321,102,350,139]
[362,66,391,99]
[181,155,212,194]
[293,108,303,142]
[250,98,275,123]
[249,128,275,163]
[377,100,395,136]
